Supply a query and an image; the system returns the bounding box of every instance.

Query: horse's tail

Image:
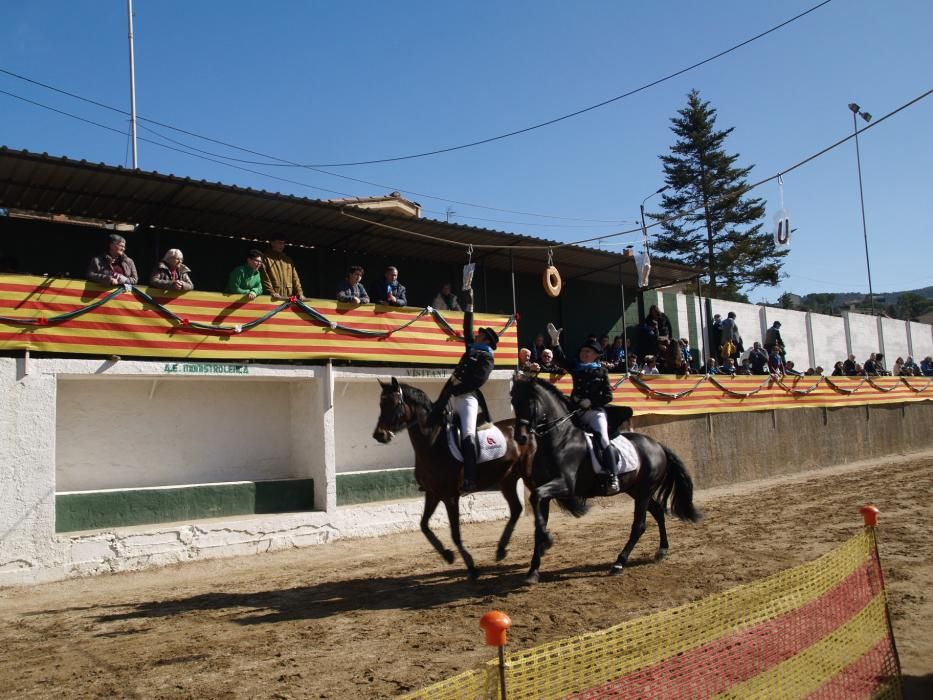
[555,495,590,518]
[657,446,702,523]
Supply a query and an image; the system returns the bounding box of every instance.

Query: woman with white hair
[149,249,193,291]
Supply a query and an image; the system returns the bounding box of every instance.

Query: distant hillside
[798,286,933,319]
[823,286,933,305]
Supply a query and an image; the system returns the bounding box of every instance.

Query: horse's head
[510,371,538,445]
[373,377,411,444]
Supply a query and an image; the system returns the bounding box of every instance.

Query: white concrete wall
[809,313,847,371]
[707,299,764,361]
[845,312,882,364]
[760,307,809,369]
[56,378,296,491]
[333,371,514,474]
[909,321,933,361]
[880,318,910,366]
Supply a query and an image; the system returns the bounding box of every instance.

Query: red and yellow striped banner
[0,274,517,363]
[544,373,931,416]
[407,526,901,699]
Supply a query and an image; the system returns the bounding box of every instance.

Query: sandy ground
[1,451,931,699]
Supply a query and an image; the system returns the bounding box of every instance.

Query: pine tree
[651,90,786,301]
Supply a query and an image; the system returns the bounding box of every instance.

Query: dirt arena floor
[1,451,931,699]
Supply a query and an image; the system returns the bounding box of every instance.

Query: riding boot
[600,444,620,495]
[460,437,479,493]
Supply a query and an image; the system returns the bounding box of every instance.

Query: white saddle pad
[584,433,640,475]
[447,423,509,464]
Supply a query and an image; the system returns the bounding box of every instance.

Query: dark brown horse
[372,378,534,580]
[511,374,701,583]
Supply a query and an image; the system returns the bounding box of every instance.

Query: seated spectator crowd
[76,233,463,312]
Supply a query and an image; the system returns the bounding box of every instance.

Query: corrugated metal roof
[0,147,699,287]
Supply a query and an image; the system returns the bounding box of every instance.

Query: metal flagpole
[619,263,629,374]
[127,0,138,168]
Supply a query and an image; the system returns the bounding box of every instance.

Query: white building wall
[909,321,933,360]
[846,312,882,364]
[809,314,847,370]
[56,378,296,491]
[332,371,513,474]
[880,318,910,367]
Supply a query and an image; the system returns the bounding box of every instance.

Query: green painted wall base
[336,470,420,506]
[56,478,314,533]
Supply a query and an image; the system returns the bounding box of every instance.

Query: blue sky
[1,0,931,300]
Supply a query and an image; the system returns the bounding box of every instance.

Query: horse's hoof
[442,549,455,564]
[654,547,669,562]
[523,572,540,585]
[609,564,625,576]
[467,568,480,582]
[542,531,555,550]
[495,547,508,562]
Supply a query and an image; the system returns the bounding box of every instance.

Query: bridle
[377,386,418,434]
[514,388,580,437]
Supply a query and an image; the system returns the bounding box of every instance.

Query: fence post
[480,610,512,699]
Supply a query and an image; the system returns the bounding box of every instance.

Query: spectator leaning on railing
[225,249,264,300]
[149,249,193,291]
[336,265,369,305]
[87,233,138,286]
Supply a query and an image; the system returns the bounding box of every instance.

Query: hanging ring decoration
[543,248,562,298]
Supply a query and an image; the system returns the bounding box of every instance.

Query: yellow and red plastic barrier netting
[0,274,517,363]
[406,525,901,699]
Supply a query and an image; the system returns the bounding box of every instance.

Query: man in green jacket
[225,249,264,300]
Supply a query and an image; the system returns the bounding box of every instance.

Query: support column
[805,312,817,371]
[0,359,59,585]
[290,363,337,513]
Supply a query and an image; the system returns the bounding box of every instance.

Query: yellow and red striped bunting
[544,373,932,415]
[0,274,517,364]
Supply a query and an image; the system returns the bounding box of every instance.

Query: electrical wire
[340,87,933,250]
[3,84,930,252]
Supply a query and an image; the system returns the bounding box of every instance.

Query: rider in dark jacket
[550,331,620,493]
[429,288,498,492]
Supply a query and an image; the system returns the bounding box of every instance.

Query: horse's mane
[530,377,571,412]
[396,382,433,409]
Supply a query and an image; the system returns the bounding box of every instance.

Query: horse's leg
[525,493,551,585]
[420,491,455,564]
[647,498,669,561]
[495,474,523,562]
[610,495,649,576]
[533,477,571,550]
[443,497,479,581]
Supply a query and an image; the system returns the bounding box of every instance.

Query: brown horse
[372,377,534,580]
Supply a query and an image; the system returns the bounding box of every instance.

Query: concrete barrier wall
[881,317,910,365]
[760,307,810,368]
[809,313,847,371]
[909,321,933,360]
[56,378,298,491]
[332,375,513,474]
[707,298,763,361]
[845,312,880,364]
[636,401,933,489]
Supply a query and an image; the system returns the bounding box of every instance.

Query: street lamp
[848,102,874,316]
[639,185,670,257]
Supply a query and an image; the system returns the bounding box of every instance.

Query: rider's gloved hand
[546,322,562,346]
[579,398,592,409]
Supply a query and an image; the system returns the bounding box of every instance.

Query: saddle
[582,432,640,477]
[446,420,508,464]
